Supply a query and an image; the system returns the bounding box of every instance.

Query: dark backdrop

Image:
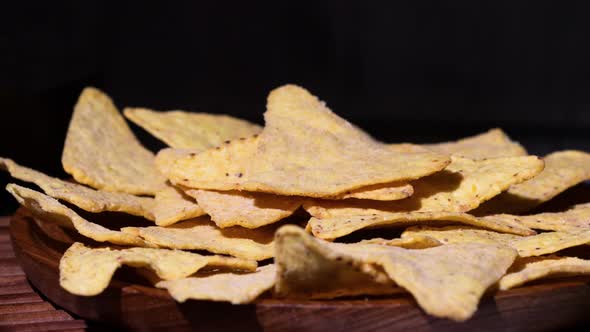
[2,1,590,214]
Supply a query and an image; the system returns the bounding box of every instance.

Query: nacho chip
[423,128,527,159]
[186,189,301,228]
[359,235,442,249]
[6,184,151,247]
[122,217,275,260]
[402,226,590,257]
[124,107,262,150]
[166,85,450,197]
[475,150,590,214]
[327,182,414,201]
[0,157,155,220]
[499,256,590,290]
[308,211,533,241]
[153,186,205,226]
[60,242,257,296]
[62,87,166,195]
[482,203,590,233]
[155,148,202,176]
[157,264,276,304]
[275,226,517,321]
[305,156,544,220]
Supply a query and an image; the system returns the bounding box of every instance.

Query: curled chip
[166,85,450,197]
[307,211,534,241]
[62,87,166,195]
[499,256,590,290]
[275,226,516,321]
[475,150,590,215]
[481,203,590,233]
[305,156,544,222]
[359,235,442,249]
[60,242,257,296]
[402,225,590,257]
[422,128,527,160]
[153,186,205,226]
[7,184,152,247]
[122,217,276,260]
[124,107,262,150]
[157,264,276,304]
[186,189,301,228]
[0,157,155,220]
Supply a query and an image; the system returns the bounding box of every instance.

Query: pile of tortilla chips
[4,85,590,322]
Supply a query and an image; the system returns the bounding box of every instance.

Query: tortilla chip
[157,264,276,304]
[475,150,590,214]
[124,107,262,150]
[122,217,275,260]
[153,186,205,226]
[422,128,527,159]
[481,203,590,233]
[60,242,257,296]
[499,256,590,290]
[326,182,414,201]
[275,226,517,321]
[62,87,166,195]
[0,157,155,220]
[308,211,534,241]
[6,184,151,247]
[402,226,590,257]
[186,189,301,228]
[358,235,442,249]
[155,148,202,176]
[166,85,450,197]
[305,155,544,220]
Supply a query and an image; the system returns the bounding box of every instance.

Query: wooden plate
[9,207,590,331]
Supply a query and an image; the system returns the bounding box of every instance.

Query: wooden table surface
[0,216,88,331]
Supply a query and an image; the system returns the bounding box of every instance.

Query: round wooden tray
[9,207,590,331]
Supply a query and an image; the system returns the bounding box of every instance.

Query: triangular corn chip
[402,226,590,257]
[326,181,414,201]
[6,184,152,247]
[157,264,276,304]
[165,85,450,197]
[499,256,590,290]
[1,157,155,220]
[153,186,205,226]
[475,150,590,214]
[186,189,301,228]
[358,235,442,249]
[122,217,275,260]
[422,128,527,159]
[124,108,262,150]
[62,87,166,195]
[275,226,517,321]
[481,203,590,233]
[305,155,544,219]
[155,148,201,176]
[308,211,534,241]
[60,242,257,296]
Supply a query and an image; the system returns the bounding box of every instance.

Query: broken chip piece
[499,256,590,290]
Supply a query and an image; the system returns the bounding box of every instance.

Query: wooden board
[9,208,590,332]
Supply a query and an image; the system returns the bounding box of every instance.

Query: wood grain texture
[8,209,590,331]
[0,216,88,331]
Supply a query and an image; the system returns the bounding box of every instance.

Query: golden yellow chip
[6,184,151,247]
[308,211,534,241]
[59,242,256,296]
[481,203,590,233]
[185,189,301,228]
[157,264,275,304]
[422,128,527,159]
[0,157,155,220]
[153,186,205,226]
[358,235,442,249]
[275,226,517,321]
[155,148,202,176]
[166,85,450,197]
[499,256,590,290]
[62,88,166,195]
[122,217,275,260]
[402,225,590,257]
[326,182,414,201]
[305,156,544,222]
[475,150,590,214]
[124,107,262,150]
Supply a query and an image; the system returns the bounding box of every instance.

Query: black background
[1,1,590,214]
